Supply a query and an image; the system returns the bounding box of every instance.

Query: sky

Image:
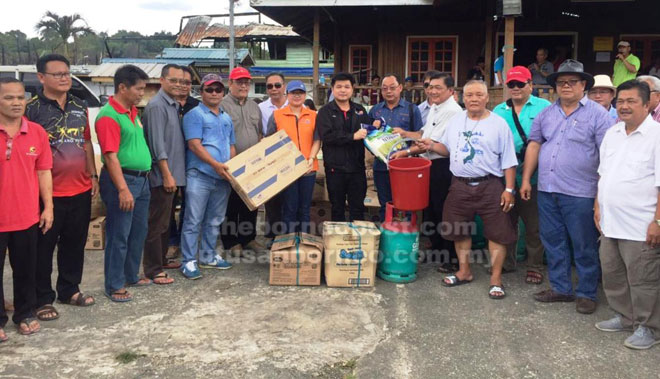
[3,1,274,38]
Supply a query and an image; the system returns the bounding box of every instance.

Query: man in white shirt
[595,80,660,350]
[257,72,287,240]
[417,70,441,125]
[393,72,462,272]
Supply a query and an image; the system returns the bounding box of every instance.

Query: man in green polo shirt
[95,65,152,303]
[493,66,551,285]
[613,41,640,87]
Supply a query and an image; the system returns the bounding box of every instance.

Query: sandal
[489,285,506,300]
[106,289,133,303]
[36,304,60,321]
[127,278,152,287]
[441,275,473,287]
[525,271,544,285]
[61,292,95,307]
[0,328,7,343]
[163,259,182,270]
[17,317,40,335]
[153,272,174,285]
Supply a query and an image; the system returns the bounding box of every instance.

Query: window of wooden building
[407,36,458,83]
[349,45,372,85]
[621,35,660,71]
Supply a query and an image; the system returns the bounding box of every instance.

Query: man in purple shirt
[520,60,615,314]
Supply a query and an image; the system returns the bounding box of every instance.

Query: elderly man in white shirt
[595,80,660,350]
[392,72,462,272]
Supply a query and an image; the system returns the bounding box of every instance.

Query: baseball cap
[229,67,252,80]
[617,41,631,47]
[201,73,224,87]
[286,80,306,93]
[505,66,532,84]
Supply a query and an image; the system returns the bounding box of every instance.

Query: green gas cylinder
[377,203,419,283]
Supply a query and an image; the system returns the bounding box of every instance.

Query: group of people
[0,47,658,351]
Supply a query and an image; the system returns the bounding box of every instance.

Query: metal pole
[229,0,235,71]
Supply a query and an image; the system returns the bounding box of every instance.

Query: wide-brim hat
[547,59,595,90]
[591,75,616,92]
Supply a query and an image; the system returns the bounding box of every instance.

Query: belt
[122,168,150,177]
[455,175,494,184]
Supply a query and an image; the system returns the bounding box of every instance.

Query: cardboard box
[85,217,105,250]
[226,130,309,211]
[269,233,323,286]
[323,221,381,287]
[90,153,106,219]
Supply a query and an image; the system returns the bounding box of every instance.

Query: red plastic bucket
[388,157,431,211]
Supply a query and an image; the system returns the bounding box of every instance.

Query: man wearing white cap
[613,41,640,87]
[588,75,618,120]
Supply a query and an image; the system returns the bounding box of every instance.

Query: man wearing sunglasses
[180,74,236,280]
[493,66,550,285]
[258,72,287,241]
[141,64,187,286]
[520,59,615,314]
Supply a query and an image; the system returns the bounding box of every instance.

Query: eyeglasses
[166,78,192,85]
[44,72,71,80]
[423,82,430,89]
[5,138,13,160]
[381,85,400,92]
[203,87,224,94]
[266,83,283,90]
[555,79,583,87]
[507,81,528,89]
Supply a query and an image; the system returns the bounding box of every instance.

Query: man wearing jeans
[95,65,152,302]
[180,74,235,280]
[595,80,660,350]
[521,60,614,314]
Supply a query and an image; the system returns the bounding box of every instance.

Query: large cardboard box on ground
[85,217,105,250]
[323,221,381,287]
[269,233,324,286]
[226,130,309,211]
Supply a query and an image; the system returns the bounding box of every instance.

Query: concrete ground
[1,244,659,379]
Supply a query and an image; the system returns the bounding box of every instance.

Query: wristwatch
[406,148,412,157]
[656,219,660,226]
[505,188,515,194]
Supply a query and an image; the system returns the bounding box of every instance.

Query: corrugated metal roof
[250,0,433,5]
[250,66,334,77]
[176,20,300,46]
[89,61,189,79]
[160,48,250,60]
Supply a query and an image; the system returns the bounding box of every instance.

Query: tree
[35,11,94,60]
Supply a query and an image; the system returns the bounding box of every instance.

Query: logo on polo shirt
[27,146,38,156]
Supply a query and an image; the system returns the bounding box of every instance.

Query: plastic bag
[362,123,407,163]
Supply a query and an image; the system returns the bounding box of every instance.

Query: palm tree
[35,11,94,60]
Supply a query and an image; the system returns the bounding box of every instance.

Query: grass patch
[115,351,145,364]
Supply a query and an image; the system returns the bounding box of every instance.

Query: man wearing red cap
[220,67,265,256]
[493,66,551,285]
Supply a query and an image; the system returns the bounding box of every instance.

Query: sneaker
[200,255,233,270]
[180,261,202,280]
[595,315,632,332]
[624,326,660,350]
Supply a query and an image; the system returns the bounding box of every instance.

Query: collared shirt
[258,97,288,135]
[220,93,262,154]
[529,96,615,198]
[651,102,660,123]
[418,100,431,125]
[493,95,551,186]
[607,105,618,120]
[369,98,423,171]
[598,116,660,241]
[0,117,53,232]
[182,102,235,181]
[420,96,463,160]
[25,90,91,197]
[530,61,555,85]
[179,96,200,117]
[440,110,518,178]
[142,89,187,188]
[613,53,641,87]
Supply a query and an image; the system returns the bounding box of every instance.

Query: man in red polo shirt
[0,78,54,339]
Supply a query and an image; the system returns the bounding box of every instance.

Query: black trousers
[36,190,91,307]
[220,189,258,248]
[0,224,38,326]
[264,193,283,238]
[325,170,366,222]
[423,159,457,264]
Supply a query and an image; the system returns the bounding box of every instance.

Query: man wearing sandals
[492,66,550,285]
[95,65,153,302]
[417,80,518,300]
[141,64,187,285]
[0,78,54,338]
[595,80,660,350]
[25,54,97,322]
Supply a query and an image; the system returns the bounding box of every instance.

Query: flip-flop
[489,285,506,300]
[163,260,182,270]
[441,275,473,287]
[17,318,40,335]
[525,271,544,285]
[0,328,8,343]
[127,278,152,287]
[60,292,95,307]
[36,304,60,321]
[105,290,133,303]
[153,272,174,285]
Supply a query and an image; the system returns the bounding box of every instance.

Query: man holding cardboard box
[180,74,236,280]
[220,67,265,256]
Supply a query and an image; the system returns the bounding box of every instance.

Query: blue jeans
[100,169,151,296]
[181,169,231,264]
[282,173,316,234]
[373,170,392,222]
[537,191,601,300]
